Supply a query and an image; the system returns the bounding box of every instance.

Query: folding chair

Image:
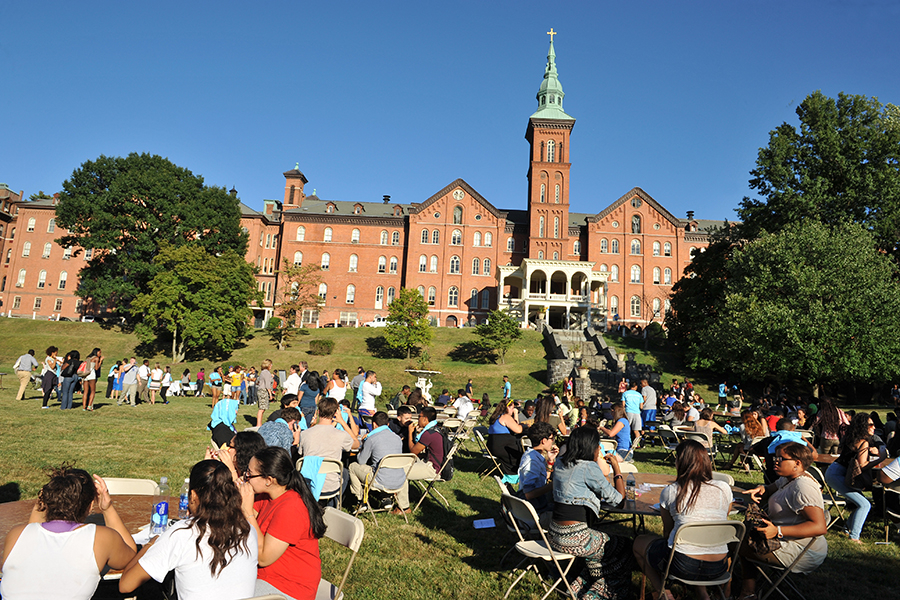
[494,475,537,567]
[102,478,159,495]
[296,457,345,506]
[412,443,458,512]
[316,507,365,600]
[878,479,900,544]
[599,439,618,456]
[476,430,505,480]
[501,493,577,600]
[657,426,681,462]
[711,471,735,486]
[807,464,846,530]
[748,535,822,600]
[653,520,745,600]
[618,461,638,474]
[354,453,418,526]
[442,406,458,417]
[441,417,464,436]
[681,431,716,464]
[453,415,482,454]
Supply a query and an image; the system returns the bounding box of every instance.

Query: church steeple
[530,29,574,121]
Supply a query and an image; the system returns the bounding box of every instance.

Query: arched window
[58,271,67,290]
[610,295,619,315]
[653,267,661,284]
[17,269,26,287]
[472,258,480,275]
[484,232,492,247]
[481,289,490,309]
[387,287,395,305]
[573,240,581,255]
[451,230,462,245]
[632,215,641,234]
[539,216,545,238]
[540,183,546,203]
[22,242,31,257]
[631,295,641,317]
[611,239,619,254]
[432,230,440,244]
[419,255,427,272]
[630,265,641,283]
[323,227,333,242]
[610,265,619,281]
[555,184,560,203]
[507,238,515,252]
[421,229,429,244]
[547,139,555,162]
[351,229,360,243]
[47,219,55,233]
[538,251,544,259]
[293,251,303,265]
[380,231,389,245]
[375,286,384,309]
[42,243,52,259]
[389,257,398,273]
[84,249,92,261]
[453,206,463,224]
[346,284,355,304]
[690,246,697,257]
[553,252,559,260]
[663,242,672,256]
[377,256,386,273]
[448,286,459,307]
[417,286,425,298]
[27,218,35,232]
[600,263,608,272]
[600,239,608,253]
[392,231,400,245]
[470,288,478,307]
[63,247,72,259]
[652,241,660,256]
[652,298,661,317]
[349,254,358,272]
[318,283,327,300]
[10,227,15,239]
[665,299,672,313]
[427,287,436,305]
[554,217,559,238]
[38,270,46,289]
[296,226,305,241]
[631,239,641,255]
[321,253,330,270]
[483,258,491,275]
[430,255,438,273]
[449,256,460,274]
[664,268,672,285]
[473,232,482,246]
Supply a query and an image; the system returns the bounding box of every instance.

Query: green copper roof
[530,38,574,120]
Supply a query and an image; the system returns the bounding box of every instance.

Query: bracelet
[613,474,623,480]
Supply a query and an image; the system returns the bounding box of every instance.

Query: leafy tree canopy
[384,288,433,360]
[686,221,900,385]
[475,310,523,364]
[55,153,248,314]
[131,244,259,362]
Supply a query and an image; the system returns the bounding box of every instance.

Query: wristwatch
[776,526,784,539]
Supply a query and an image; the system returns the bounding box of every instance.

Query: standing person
[118,357,138,406]
[231,366,244,401]
[160,366,172,404]
[41,346,61,409]
[618,377,629,395]
[564,376,574,401]
[209,367,224,407]
[324,369,348,402]
[136,359,151,404]
[824,413,881,543]
[358,370,382,430]
[105,357,116,399]
[195,368,205,397]
[813,397,848,454]
[283,365,302,397]
[13,349,39,402]
[247,366,258,406]
[59,350,82,411]
[502,375,511,403]
[547,426,632,599]
[256,361,274,427]
[109,361,123,405]
[148,362,163,405]
[350,367,366,411]
[118,460,259,600]
[81,348,103,411]
[622,380,644,445]
[238,447,326,600]
[718,379,728,409]
[297,372,321,428]
[181,368,191,394]
[465,378,474,398]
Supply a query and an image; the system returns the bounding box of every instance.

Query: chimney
[383,195,391,204]
[686,210,695,221]
[229,186,237,197]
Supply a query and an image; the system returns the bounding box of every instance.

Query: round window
[612,221,619,228]
[433,212,441,218]
[653,223,660,230]
[474,214,482,221]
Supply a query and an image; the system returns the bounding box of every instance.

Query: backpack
[76,360,92,378]
[427,426,455,481]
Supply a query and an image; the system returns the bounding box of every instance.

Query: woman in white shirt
[633,439,732,600]
[324,369,348,401]
[149,363,164,405]
[119,460,258,600]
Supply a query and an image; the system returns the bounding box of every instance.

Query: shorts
[646,537,728,582]
[148,381,161,390]
[626,412,643,432]
[257,387,271,411]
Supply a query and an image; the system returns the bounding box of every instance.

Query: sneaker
[41,406,49,409]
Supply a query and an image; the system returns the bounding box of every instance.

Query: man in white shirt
[137,359,151,403]
[283,364,302,396]
[358,370,382,431]
[452,389,475,419]
[14,349,39,402]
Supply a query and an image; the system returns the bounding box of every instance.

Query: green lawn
[0,318,897,599]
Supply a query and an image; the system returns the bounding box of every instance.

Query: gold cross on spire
[547,28,558,41]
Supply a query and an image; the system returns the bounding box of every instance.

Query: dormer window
[326,203,335,214]
[393,205,402,216]
[353,204,363,215]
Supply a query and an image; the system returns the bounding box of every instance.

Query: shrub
[308,339,334,355]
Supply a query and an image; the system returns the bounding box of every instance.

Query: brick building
[0,37,713,328]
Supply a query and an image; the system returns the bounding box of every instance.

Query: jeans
[825,461,871,540]
[59,376,78,410]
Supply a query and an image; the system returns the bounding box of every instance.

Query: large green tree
[686,221,900,386]
[475,310,523,364]
[384,288,432,359]
[131,244,259,362]
[55,153,248,316]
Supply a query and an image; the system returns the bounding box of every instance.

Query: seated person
[435,389,451,407]
[661,402,687,427]
[599,401,632,459]
[406,406,445,483]
[517,421,557,515]
[206,430,267,482]
[765,407,785,433]
[389,385,411,411]
[453,389,475,419]
[750,418,818,484]
[349,411,411,515]
[487,400,524,475]
[299,397,359,501]
[267,393,299,423]
[518,400,536,426]
[258,406,302,455]
[692,408,728,448]
[390,405,416,453]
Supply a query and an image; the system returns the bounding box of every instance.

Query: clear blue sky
[3,1,899,222]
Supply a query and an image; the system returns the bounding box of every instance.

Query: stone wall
[547,359,575,387]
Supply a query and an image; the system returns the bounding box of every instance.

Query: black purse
[744,502,782,555]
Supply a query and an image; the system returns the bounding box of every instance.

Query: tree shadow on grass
[0,482,22,503]
[448,341,496,364]
[365,335,416,360]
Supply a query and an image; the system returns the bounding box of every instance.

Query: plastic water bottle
[178,478,190,519]
[625,473,636,505]
[150,477,170,535]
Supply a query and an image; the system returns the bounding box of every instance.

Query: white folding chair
[654,520,745,600]
[878,478,900,544]
[806,464,846,530]
[412,443,458,512]
[316,507,365,600]
[296,457,345,506]
[354,453,417,526]
[475,429,504,479]
[501,493,577,600]
[102,478,159,495]
[749,535,822,600]
[618,461,638,474]
[711,471,735,486]
[599,439,618,456]
[657,426,681,462]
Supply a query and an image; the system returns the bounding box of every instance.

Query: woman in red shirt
[239,447,326,600]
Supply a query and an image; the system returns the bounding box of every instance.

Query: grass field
[0,318,898,599]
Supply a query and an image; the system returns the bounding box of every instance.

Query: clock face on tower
[453,190,465,200]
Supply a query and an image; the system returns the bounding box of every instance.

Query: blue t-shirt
[503,381,511,399]
[718,383,727,398]
[622,390,643,414]
[614,417,632,452]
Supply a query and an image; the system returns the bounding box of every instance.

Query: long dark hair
[674,440,714,512]
[186,460,252,576]
[534,396,556,423]
[38,464,96,522]
[489,399,511,425]
[231,431,267,475]
[252,447,326,538]
[610,401,626,422]
[814,397,841,436]
[305,371,320,392]
[559,426,601,468]
[840,412,872,454]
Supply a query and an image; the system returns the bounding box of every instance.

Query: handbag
[744,502,783,555]
[76,360,92,378]
[844,447,874,491]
